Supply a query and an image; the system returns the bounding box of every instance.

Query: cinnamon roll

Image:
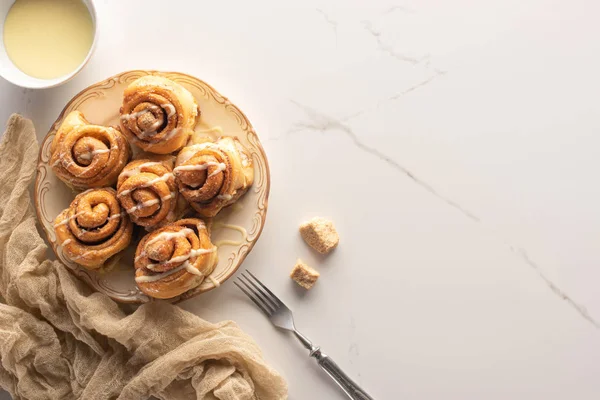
[134,218,218,299]
[54,188,133,270]
[119,76,199,154]
[116,159,179,229]
[50,111,131,189]
[174,137,254,218]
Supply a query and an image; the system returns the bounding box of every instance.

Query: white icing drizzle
[122,105,180,139]
[127,199,160,214]
[121,107,159,121]
[145,228,194,247]
[79,148,110,161]
[213,223,248,237]
[145,247,217,270]
[135,266,184,282]
[62,160,75,169]
[126,193,172,214]
[119,162,162,178]
[144,120,164,135]
[185,261,204,276]
[212,223,249,247]
[61,239,73,246]
[161,103,176,118]
[135,259,204,283]
[178,142,220,164]
[207,275,220,287]
[173,161,226,173]
[119,173,173,197]
[170,247,216,262]
[108,212,126,220]
[57,210,124,232]
[54,212,84,228]
[70,250,92,261]
[208,163,227,177]
[217,194,233,201]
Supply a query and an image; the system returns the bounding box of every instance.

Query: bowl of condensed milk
[0,0,97,88]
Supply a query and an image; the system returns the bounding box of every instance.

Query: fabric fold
[0,114,287,400]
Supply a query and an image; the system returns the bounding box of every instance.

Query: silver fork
[235,270,374,400]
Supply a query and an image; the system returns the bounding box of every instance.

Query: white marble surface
[2,0,600,398]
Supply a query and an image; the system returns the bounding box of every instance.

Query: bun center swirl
[123,100,172,139]
[137,227,198,273]
[121,93,183,145]
[119,75,199,155]
[66,189,122,243]
[117,160,177,228]
[134,219,218,299]
[54,188,133,270]
[173,137,254,218]
[57,126,123,180]
[174,150,230,204]
[71,136,110,166]
[49,111,131,189]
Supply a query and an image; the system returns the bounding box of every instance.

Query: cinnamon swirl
[174,137,254,218]
[50,111,131,189]
[120,76,199,154]
[54,188,133,270]
[116,159,179,229]
[134,218,218,299]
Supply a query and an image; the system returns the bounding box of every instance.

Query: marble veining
[362,20,427,65]
[287,99,599,330]
[289,100,480,221]
[2,1,599,398]
[316,9,338,46]
[512,246,599,329]
[341,69,447,122]
[386,70,447,101]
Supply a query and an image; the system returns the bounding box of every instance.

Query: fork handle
[310,347,374,400]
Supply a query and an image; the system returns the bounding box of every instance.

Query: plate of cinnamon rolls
[35,71,269,303]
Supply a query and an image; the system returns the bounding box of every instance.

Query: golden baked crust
[119,76,199,154]
[174,137,254,218]
[50,111,131,189]
[54,188,133,270]
[134,218,218,299]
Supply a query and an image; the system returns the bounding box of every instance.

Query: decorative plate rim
[34,70,271,304]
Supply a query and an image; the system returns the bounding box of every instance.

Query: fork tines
[234,270,283,316]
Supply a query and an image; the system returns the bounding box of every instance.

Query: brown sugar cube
[290,260,320,290]
[299,217,339,254]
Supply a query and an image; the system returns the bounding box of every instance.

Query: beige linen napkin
[0,115,287,400]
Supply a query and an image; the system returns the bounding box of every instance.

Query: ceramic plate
[35,70,270,303]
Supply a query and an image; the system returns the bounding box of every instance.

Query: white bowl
[0,0,97,89]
